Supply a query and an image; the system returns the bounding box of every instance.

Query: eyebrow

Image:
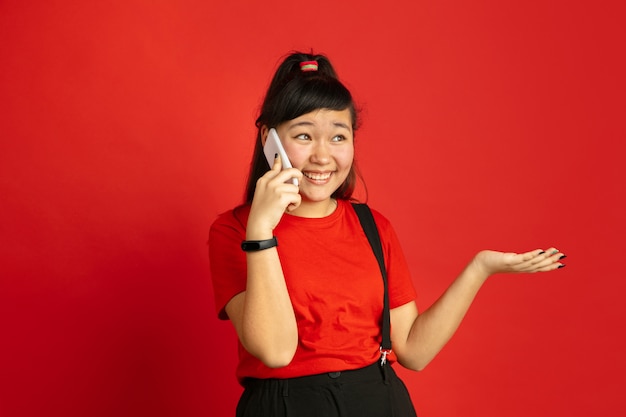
[288,121,315,129]
[287,121,352,131]
[332,122,351,130]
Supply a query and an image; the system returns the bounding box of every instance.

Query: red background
[1,1,624,416]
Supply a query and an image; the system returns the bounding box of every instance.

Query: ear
[260,125,269,146]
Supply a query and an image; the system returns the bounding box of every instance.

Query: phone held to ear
[263,128,299,186]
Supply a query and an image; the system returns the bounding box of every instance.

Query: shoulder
[210,204,250,228]
[346,201,394,230]
[369,206,393,228]
[209,204,251,238]
[345,201,403,252]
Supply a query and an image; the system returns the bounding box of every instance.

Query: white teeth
[304,172,332,181]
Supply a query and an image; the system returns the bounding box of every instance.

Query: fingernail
[538,251,545,255]
[275,153,278,159]
[559,255,567,260]
[551,250,559,255]
[558,264,566,269]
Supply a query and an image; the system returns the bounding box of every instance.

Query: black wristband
[241,236,278,252]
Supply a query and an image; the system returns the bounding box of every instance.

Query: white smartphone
[263,128,298,186]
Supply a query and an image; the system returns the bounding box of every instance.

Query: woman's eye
[331,135,346,142]
[295,134,310,140]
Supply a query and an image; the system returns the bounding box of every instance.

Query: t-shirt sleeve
[371,210,417,309]
[208,208,248,320]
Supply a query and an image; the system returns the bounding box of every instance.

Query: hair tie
[299,61,318,72]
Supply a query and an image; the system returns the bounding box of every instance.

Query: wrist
[241,236,278,252]
[469,252,492,282]
[245,225,274,241]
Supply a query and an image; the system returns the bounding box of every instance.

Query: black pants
[236,362,418,417]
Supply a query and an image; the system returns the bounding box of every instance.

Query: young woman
[209,52,565,417]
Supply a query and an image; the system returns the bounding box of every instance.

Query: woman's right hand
[247,155,303,239]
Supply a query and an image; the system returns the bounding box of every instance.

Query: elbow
[410,362,429,372]
[400,361,428,372]
[243,337,298,368]
[403,362,429,372]
[239,322,299,368]
[397,355,432,372]
[257,348,296,368]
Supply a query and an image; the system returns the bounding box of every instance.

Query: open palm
[473,248,566,276]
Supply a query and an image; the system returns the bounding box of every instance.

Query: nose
[310,140,331,164]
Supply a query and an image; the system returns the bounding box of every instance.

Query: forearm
[239,247,298,367]
[400,259,488,371]
[395,248,565,371]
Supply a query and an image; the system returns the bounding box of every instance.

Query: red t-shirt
[208,199,416,381]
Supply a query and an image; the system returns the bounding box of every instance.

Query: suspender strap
[352,203,392,364]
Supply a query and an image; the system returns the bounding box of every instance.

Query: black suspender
[352,203,392,366]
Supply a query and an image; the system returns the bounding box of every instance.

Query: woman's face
[273,108,354,204]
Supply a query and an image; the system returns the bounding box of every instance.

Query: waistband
[242,361,394,390]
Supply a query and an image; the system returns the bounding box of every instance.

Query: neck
[289,198,337,218]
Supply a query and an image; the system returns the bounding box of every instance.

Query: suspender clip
[379,346,392,366]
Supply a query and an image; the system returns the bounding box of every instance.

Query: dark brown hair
[244,51,363,203]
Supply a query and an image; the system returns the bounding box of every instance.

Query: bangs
[268,76,355,126]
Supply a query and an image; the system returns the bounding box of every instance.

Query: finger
[286,201,301,213]
[507,248,564,272]
[528,261,566,273]
[285,194,302,213]
[504,249,545,269]
[526,248,566,272]
[541,249,566,268]
[515,249,546,264]
[271,153,283,172]
[527,247,561,265]
[275,167,303,185]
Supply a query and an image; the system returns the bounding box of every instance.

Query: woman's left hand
[472,248,566,277]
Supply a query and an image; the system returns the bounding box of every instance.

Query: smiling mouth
[303,171,333,181]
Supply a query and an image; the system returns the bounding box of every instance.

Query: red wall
[1,1,624,416]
